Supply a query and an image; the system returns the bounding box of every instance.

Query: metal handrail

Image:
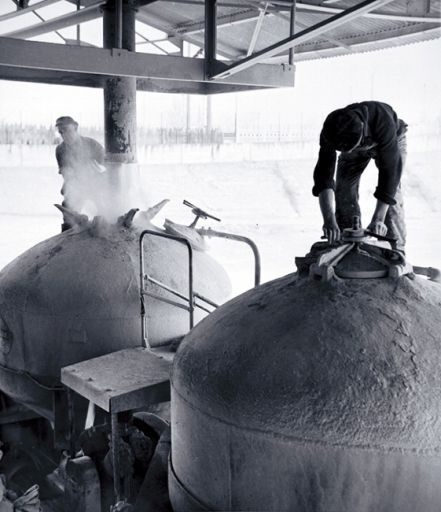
[139,230,194,348]
[139,227,261,346]
[197,227,261,286]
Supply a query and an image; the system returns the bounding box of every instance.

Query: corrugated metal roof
[136,0,441,61]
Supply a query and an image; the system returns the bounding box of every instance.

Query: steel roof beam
[271,9,352,51]
[247,2,268,56]
[0,62,277,92]
[293,2,441,24]
[211,0,395,79]
[175,5,351,54]
[140,0,267,6]
[136,30,169,54]
[2,1,105,39]
[249,0,441,23]
[0,0,60,22]
[0,36,294,87]
[173,9,261,36]
[136,8,238,59]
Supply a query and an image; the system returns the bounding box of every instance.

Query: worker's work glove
[367,219,388,237]
[323,217,341,244]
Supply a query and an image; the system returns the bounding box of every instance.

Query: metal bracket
[309,243,354,281]
[307,216,412,282]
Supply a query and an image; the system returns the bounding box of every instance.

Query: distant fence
[0,121,439,154]
[0,124,223,146]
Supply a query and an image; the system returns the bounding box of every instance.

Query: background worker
[312,101,408,253]
[55,116,105,231]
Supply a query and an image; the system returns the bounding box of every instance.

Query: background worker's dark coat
[56,136,104,175]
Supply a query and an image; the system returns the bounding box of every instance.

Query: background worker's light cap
[55,116,78,128]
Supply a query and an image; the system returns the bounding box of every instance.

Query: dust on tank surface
[169,226,441,512]
[0,202,231,422]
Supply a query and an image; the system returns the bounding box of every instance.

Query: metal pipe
[116,0,123,49]
[139,232,148,348]
[143,291,193,312]
[197,228,261,286]
[187,252,195,328]
[76,0,81,44]
[139,230,195,346]
[288,0,296,65]
[66,388,75,457]
[146,274,192,304]
[194,292,219,308]
[204,0,217,78]
[111,412,123,503]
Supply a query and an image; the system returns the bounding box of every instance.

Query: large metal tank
[170,266,441,511]
[0,209,231,420]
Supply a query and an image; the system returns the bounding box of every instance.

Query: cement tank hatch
[296,216,413,282]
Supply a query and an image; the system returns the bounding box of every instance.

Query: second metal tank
[170,248,441,512]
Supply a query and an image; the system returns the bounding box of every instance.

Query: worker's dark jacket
[312,101,407,205]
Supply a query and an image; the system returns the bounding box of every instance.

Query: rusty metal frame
[210,0,396,79]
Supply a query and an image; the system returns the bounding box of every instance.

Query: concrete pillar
[102,0,139,216]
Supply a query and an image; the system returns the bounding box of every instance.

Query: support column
[103,0,137,161]
[103,0,139,217]
[204,0,217,79]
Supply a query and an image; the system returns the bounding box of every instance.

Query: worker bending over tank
[312,101,407,253]
[55,116,105,231]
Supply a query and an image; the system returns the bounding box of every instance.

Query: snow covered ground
[0,142,440,296]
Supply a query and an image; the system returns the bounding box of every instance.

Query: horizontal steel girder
[0,64,280,93]
[0,36,294,90]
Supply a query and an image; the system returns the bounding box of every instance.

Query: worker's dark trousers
[335,133,407,252]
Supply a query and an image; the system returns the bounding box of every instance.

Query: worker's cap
[322,108,363,152]
[55,116,78,128]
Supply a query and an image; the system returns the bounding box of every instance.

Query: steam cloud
[62,161,150,223]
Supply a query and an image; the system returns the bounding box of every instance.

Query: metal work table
[61,347,171,413]
[61,346,172,506]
